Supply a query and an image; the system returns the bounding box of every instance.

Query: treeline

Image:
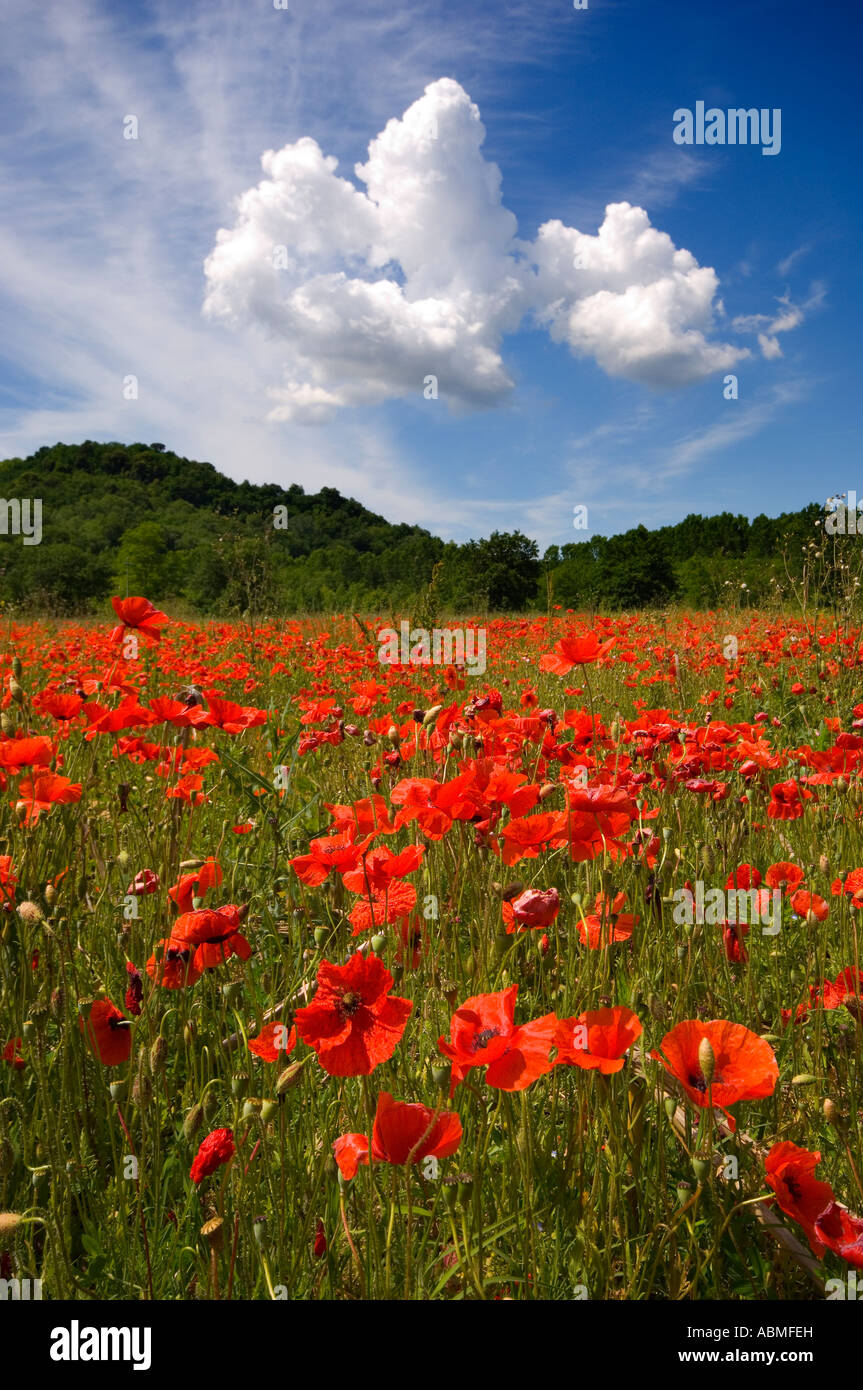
[0,440,843,615]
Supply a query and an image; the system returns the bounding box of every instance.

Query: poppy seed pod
[697,1037,715,1086]
[200,1216,224,1251]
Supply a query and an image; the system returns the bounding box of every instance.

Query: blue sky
[0,0,859,549]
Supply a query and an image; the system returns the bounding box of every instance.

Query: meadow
[1,597,862,1301]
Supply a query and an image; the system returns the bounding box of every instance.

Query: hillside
[0,440,842,615]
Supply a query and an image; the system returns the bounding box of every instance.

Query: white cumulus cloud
[203,78,750,422]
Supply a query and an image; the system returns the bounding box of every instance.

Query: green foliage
[0,440,844,616]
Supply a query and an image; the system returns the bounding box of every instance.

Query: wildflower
[294,952,412,1076]
[333,1091,462,1179]
[190,1128,235,1184]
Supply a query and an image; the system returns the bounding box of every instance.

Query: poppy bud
[202,1090,218,1121]
[501,881,526,901]
[0,712,15,737]
[8,678,24,705]
[387,725,399,746]
[423,705,443,726]
[183,1103,204,1141]
[132,1074,152,1107]
[184,1021,197,1048]
[663,1097,678,1122]
[791,1073,817,1086]
[823,1097,843,1127]
[150,1037,168,1074]
[11,656,22,681]
[109,1081,127,1103]
[253,1215,267,1247]
[15,802,27,824]
[276,1060,306,1095]
[539,783,556,801]
[836,777,849,794]
[370,933,386,953]
[818,854,829,875]
[697,1038,715,1086]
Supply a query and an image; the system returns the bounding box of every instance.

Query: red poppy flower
[79,998,132,1066]
[438,984,557,1095]
[15,772,82,824]
[313,1220,328,1258]
[294,952,412,1076]
[503,887,560,933]
[173,904,252,970]
[764,1142,836,1259]
[2,1038,25,1070]
[110,596,169,645]
[815,1202,863,1268]
[348,879,417,934]
[197,691,267,734]
[764,861,805,893]
[790,890,828,921]
[333,1091,462,1180]
[725,864,761,890]
[145,938,203,989]
[190,1128,235,1184]
[127,868,160,897]
[248,1021,297,1062]
[721,921,750,963]
[289,830,376,887]
[0,736,54,771]
[553,1006,642,1073]
[768,779,805,820]
[538,633,616,675]
[0,855,17,910]
[168,858,223,913]
[651,1019,778,1127]
[124,962,143,1016]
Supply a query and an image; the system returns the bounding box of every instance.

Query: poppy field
[2,597,863,1302]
